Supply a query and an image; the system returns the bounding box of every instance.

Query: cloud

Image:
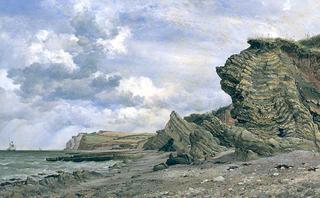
[117,76,166,100]
[2,0,320,149]
[96,26,132,56]
[0,69,19,91]
[27,30,80,72]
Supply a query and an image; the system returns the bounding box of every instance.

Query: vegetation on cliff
[66,131,153,150]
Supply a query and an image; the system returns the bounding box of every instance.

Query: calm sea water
[0,151,115,183]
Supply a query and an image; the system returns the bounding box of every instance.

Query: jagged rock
[144,108,238,159]
[216,36,320,157]
[144,109,239,159]
[144,111,200,152]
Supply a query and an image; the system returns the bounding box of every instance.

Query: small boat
[7,141,16,151]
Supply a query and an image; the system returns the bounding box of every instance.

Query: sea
[0,151,115,183]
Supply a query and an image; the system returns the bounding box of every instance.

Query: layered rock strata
[144,110,233,159]
[216,37,320,157]
[143,111,199,152]
[145,36,320,160]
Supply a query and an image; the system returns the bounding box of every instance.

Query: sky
[0,0,320,149]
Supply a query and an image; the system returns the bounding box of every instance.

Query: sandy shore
[1,150,320,197]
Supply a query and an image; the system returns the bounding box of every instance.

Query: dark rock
[277,128,286,138]
[227,165,239,171]
[153,163,168,171]
[166,153,192,166]
[275,164,293,169]
[131,174,141,178]
[159,138,175,152]
[213,161,227,164]
[307,167,318,171]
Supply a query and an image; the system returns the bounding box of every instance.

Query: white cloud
[116,76,176,107]
[283,0,292,11]
[0,69,19,91]
[35,29,50,41]
[3,0,320,149]
[96,26,131,56]
[27,30,80,72]
[73,0,92,14]
[117,76,162,98]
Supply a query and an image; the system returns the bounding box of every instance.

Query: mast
[7,140,16,151]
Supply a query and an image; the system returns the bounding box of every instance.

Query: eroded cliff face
[144,36,320,161]
[216,37,320,156]
[66,133,85,150]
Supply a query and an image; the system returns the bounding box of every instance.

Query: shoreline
[1,150,320,197]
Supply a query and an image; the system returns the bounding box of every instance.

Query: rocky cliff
[145,36,320,161]
[65,131,153,150]
[216,36,320,157]
[66,133,85,150]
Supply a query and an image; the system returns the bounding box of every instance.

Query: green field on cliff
[78,131,154,150]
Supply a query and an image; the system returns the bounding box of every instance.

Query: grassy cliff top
[247,35,320,58]
[78,131,154,150]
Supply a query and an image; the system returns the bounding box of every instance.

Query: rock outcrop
[143,111,197,152]
[145,36,320,161]
[144,110,234,159]
[216,36,320,157]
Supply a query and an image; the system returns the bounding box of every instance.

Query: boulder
[166,153,192,166]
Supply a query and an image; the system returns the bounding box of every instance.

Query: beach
[1,150,320,197]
